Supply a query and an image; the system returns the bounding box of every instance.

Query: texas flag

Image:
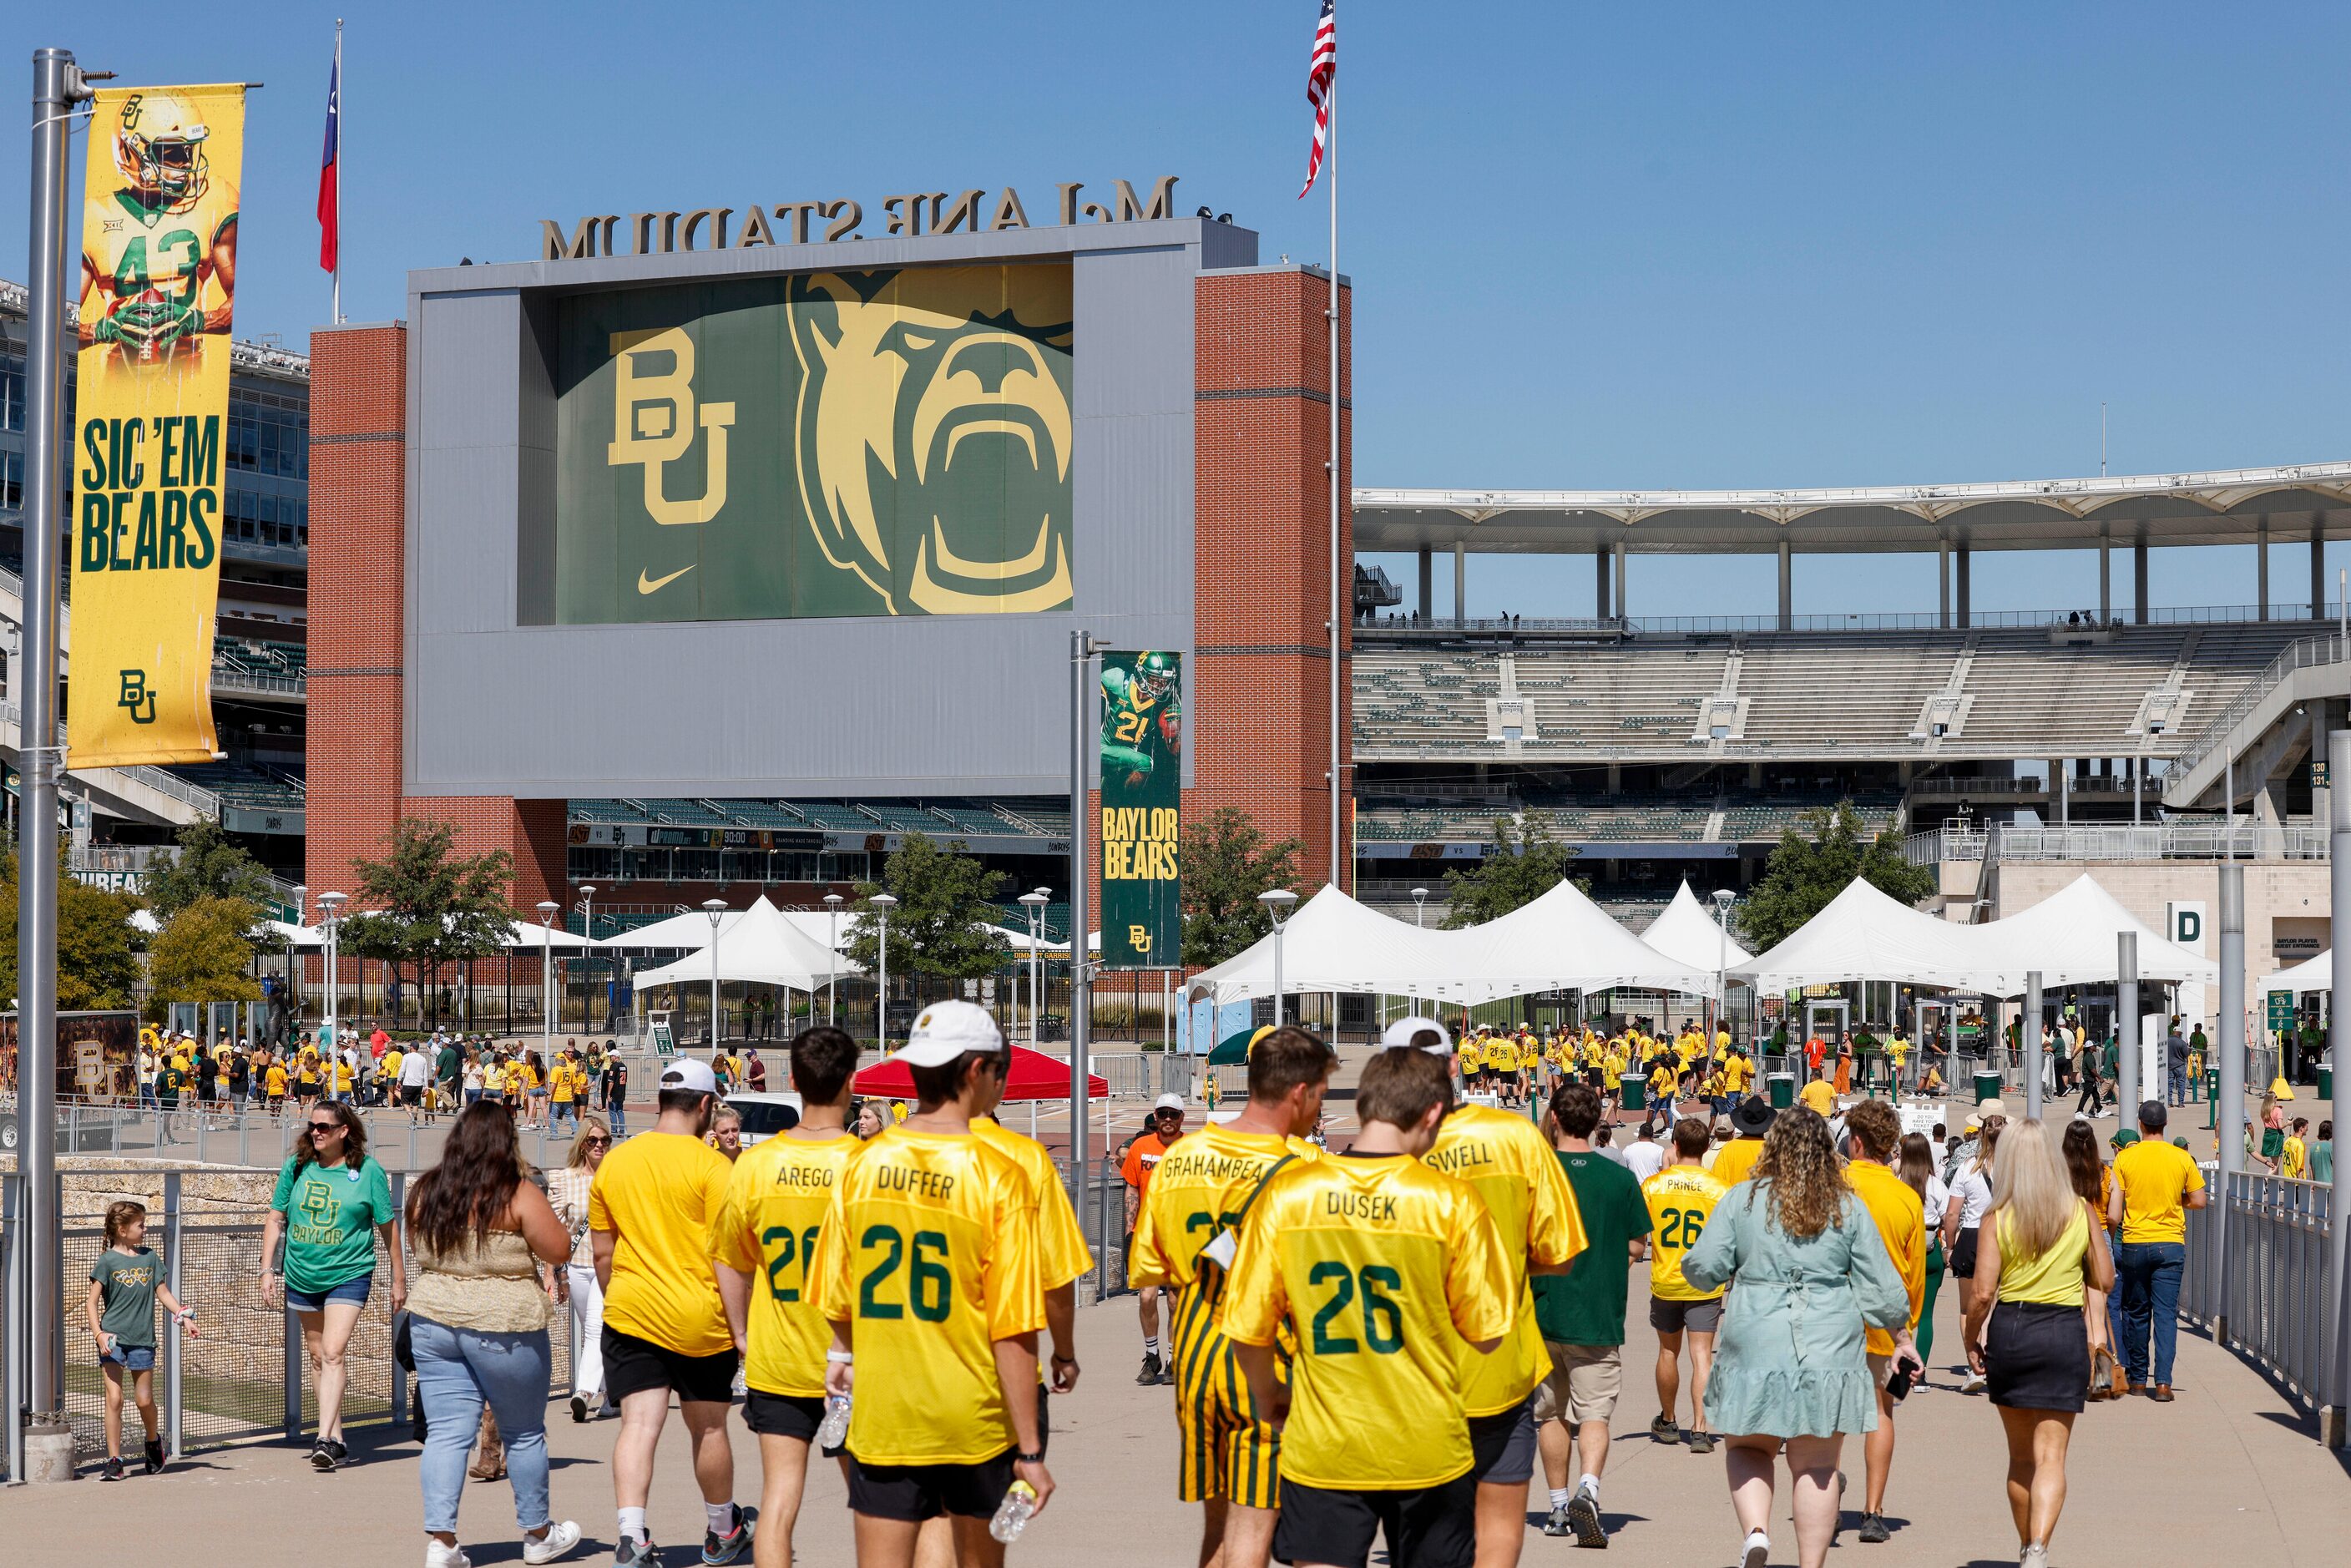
[316,37,340,272]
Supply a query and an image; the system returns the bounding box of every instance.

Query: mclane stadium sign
[541,176,1184,260]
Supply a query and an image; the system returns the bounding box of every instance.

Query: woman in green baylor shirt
[261,1100,407,1471]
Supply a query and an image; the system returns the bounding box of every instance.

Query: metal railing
[0,695,224,818]
[2172,632,2351,779]
[1990,823,2329,863]
[4,1097,588,1175]
[1359,601,2351,640]
[2179,1170,2333,1414]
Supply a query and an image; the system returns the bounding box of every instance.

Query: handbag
[2088,1343,2125,1401]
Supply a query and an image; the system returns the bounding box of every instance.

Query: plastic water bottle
[988,1479,1039,1544]
[817,1394,852,1450]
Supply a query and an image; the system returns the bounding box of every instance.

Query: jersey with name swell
[1641,1166,1729,1302]
[812,1127,1045,1466]
[712,1130,861,1396]
[1222,1153,1513,1490]
[1423,1103,1588,1415]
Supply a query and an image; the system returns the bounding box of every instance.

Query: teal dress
[1681,1180,1913,1439]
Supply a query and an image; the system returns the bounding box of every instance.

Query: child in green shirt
[83,1199,200,1479]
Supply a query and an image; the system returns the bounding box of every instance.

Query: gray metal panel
[404,225,1205,799]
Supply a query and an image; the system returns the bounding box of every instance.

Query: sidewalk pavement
[9,1267,2344,1566]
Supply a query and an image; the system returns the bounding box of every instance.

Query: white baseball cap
[895,1000,1004,1068]
[659,1057,718,1095]
[1383,1015,1452,1053]
[1153,1093,1186,1114]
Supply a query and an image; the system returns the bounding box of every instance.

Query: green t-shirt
[270,1156,395,1294]
[1532,1150,1651,1347]
[91,1247,163,1348]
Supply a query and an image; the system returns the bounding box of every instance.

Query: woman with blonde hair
[1684,1107,1916,1568]
[548,1113,615,1423]
[1964,1119,2114,1568]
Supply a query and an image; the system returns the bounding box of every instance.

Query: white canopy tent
[2260,949,2330,994]
[632,897,856,992]
[598,906,750,950]
[1433,879,1714,1003]
[503,919,600,952]
[1732,877,2000,993]
[1639,881,1753,974]
[1183,885,1449,1005]
[1969,874,2217,994]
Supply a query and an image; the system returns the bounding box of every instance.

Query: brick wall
[1191,267,1352,893]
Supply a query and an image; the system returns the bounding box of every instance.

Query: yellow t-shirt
[1424,1104,1587,1416]
[1222,1153,1514,1490]
[1456,1044,1479,1077]
[589,1130,735,1357]
[551,1063,576,1104]
[333,1059,354,1091]
[382,1050,402,1084]
[265,1065,288,1098]
[1648,1060,1677,1098]
[2111,1140,2206,1244]
[1996,1206,2091,1307]
[973,1116,1093,1292]
[1711,1136,1766,1186]
[811,1127,1045,1466]
[1720,1056,1752,1094]
[712,1129,860,1397]
[1641,1165,1730,1302]
[1798,1080,1836,1116]
[2281,1136,2308,1180]
[1846,1160,1926,1353]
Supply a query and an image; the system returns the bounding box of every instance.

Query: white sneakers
[426,1544,472,1568]
[2020,1545,2050,1568]
[1742,1529,1771,1568]
[524,1521,584,1565]
[1961,1370,1990,1394]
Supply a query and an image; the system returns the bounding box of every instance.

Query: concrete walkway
[9,1272,2344,1566]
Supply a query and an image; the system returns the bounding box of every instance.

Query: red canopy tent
[852,1044,1110,1102]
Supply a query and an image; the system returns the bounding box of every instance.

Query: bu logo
[607,326,736,528]
[118,670,157,724]
[1127,924,1152,954]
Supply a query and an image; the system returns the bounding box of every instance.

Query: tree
[1438,817,1583,928]
[147,896,265,1012]
[842,833,1008,983]
[1738,800,1938,953]
[141,817,276,923]
[1180,807,1304,968]
[0,835,142,1009]
[341,817,516,1029]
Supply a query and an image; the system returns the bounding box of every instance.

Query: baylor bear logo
[788,268,1074,615]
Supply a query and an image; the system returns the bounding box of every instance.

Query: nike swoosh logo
[637,564,694,594]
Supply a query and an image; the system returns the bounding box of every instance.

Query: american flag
[1298,0,1337,199]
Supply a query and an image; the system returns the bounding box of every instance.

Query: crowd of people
[74,999,2312,1568]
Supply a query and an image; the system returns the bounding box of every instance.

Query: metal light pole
[1261,890,1298,1028]
[702,898,727,1051]
[1409,887,1428,1010]
[870,893,897,1050]
[1069,630,1101,1292]
[2326,732,2351,1448]
[1020,890,1049,1048]
[2117,933,2140,1115]
[579,884,597,1031]
[290,884,307,1034]
[1713,888,1736,1054]
[18,48,97,1452]
[537,901,559,1048]
[2024,969,2045,1121]
[823,893,842,1024]
[320,893,346,1056]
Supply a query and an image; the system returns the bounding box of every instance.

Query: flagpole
[331,19,343,324]
[1326,28,1342,890]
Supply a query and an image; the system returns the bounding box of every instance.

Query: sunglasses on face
[308,1122,341,1135]
[583,1136,611,1146]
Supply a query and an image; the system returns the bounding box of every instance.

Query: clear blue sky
[10,3,2351,616]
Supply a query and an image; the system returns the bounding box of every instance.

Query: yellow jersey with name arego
[712,1129,859,1397]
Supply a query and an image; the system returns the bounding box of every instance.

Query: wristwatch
[1014,1449,1045,1464]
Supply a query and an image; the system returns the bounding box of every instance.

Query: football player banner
[1100,651,1181,969]
[67,84,245,768]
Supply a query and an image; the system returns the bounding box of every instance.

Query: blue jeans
[412,1316,553,1535]
[2167,1065,2188,1105]
[2114,1240,2186,1387]
[605,1101,626,1136]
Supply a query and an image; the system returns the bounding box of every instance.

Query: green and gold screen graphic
[1100,650,1181,970]
[553,265,1074,620]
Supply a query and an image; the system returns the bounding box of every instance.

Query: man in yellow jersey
[1839,1098,1924,1544]
[1399,1019,1586,1568]
[814,1001,1050,1567]
[592,1056,754,1566]
[1640,1117,1729,1453]
[714,1026,865,1568]
[1711,1096,1775,1186]
[1226,1047,1513,1568]
[1456,1036,1480,1093]
[1130,1024,1334,1568]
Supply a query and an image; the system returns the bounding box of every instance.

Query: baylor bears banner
[67,83,245,768]
[1100,651,1181,969]
[551,265,1074,621]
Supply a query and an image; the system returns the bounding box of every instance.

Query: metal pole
[1326,61,1343,893]
[2324,735,2351,1444]
[1274,926,1287,1028]
[1069,630,1096,1291]
[163,1170,183,1458]
[2024,971,2044,1122]
[2118,934,2140,1119]
[387,1170,407,1426]
[19,47,90,1441]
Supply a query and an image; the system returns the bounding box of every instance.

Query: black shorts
[847,1449,1014,1523]
[741,1388,852,1457]
[600,1326,739,1406]
[402,1085,424,1107]
[1951,1227,1981,1283]
[1273,1474,1477,1568]
[1467,1397,1534,1486]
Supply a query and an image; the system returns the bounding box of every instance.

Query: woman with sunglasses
[260,1100,406,1470]
[549,1114,618,1422]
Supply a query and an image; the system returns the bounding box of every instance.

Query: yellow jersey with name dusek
[712,1129,859,1397]
[1223,1153,1514,1490]
[1423,1103,1587,1415]
[811,1127,1044,1466]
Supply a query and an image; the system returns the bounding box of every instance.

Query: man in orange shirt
[1122,1094,1187,1386]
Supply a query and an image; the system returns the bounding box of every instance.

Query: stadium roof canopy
[1353,461,2351,555]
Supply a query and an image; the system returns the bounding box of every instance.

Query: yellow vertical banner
[66,84,245,768]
